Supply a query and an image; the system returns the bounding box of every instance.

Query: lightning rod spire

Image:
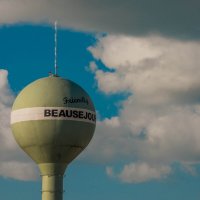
[54,21,58,76]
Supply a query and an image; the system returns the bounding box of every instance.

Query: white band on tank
[11,107,96,125]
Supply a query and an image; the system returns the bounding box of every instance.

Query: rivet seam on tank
[11,107,96,125]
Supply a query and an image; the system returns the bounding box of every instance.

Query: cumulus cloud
[83,35,200,183]
[0,0,199,39]
[107,162,171,183]
[0,161,37,181]
[0,69,38,180]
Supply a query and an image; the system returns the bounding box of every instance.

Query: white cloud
[118,162,171,183]
[0,69,37,181]
[88,35,162,70]
[106,166,114,177]
[83,35,200,183]
[89,35,200,99]
[0,161,38,181]
[0,0,199,38]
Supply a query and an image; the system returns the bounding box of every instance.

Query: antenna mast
[54,21,58,76]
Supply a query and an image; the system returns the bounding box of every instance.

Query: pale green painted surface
[12,120,94,164]
[11,76,96,200]
[11,76,95,164]
[12,76,95,110]
[41,174,63,200]
[39,163,66,200]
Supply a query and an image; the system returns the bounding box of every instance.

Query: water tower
[10,75,96,200]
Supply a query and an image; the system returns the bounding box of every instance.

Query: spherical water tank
[11,75,96,200]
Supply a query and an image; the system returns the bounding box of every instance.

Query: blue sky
[1,1,200,200]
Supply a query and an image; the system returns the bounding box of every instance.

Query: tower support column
[41,174,63,200]
[38,163,67,200]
